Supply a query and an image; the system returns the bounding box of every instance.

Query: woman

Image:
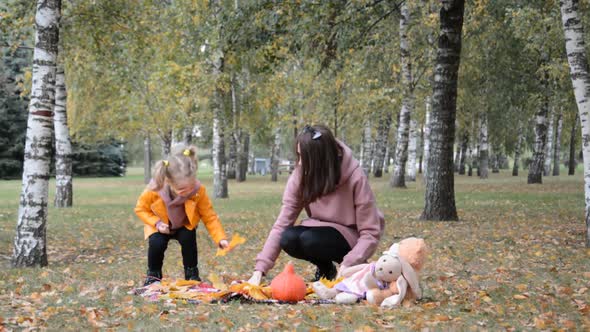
[248,124,385,285]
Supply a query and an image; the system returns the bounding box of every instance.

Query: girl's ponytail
[147,160,168,191]
[171,144,198,175]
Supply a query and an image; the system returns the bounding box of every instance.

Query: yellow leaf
[216,234,247,256]
[318,276,344,289]
[207,273,227,291]
[514,294,528,300]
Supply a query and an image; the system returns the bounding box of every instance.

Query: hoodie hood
[337,139,360,187]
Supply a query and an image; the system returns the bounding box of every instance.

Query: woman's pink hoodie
[255,140,385,274]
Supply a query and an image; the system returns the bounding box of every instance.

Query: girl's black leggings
[279,225,351,270]
[147,227,198,272]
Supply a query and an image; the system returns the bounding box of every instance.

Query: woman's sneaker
[313,263,337,282]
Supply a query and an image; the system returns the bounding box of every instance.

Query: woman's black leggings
[148,227,198,272]
[280,225,351,269]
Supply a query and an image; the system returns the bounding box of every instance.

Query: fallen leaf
[207,273,228,291]
[216,234,246,256]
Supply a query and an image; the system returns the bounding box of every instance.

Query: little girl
[135,144,228,285]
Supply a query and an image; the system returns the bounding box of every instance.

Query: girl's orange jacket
[134,185,226,244]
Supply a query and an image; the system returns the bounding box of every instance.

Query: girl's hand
[218,239,229,249]
[248,271,263,286]
[156,221,170,234]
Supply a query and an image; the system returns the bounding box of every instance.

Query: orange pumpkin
[270,262,307,302]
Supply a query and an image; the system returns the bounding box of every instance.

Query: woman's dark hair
[296,124,341,204]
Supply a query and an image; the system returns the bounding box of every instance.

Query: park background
[1,0,590,330]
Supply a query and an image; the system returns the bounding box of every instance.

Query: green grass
[0,167,588,330]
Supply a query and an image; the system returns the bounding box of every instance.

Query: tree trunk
[458,132,468,175]
[560,0,590,246]
[270,127,280,182]
[212,50,228,198]
[491,151,500,173]
[53,66,72,208]
[543,110,555,176]
[418,126,424,174]
[406,118,418,181]
[513,122,524,176]
[360,120,372,175]
[160,130,172,158]
[423,99,431,177]
[420,0,464,221]
[569,113,579,175]
[467,142,474,176]
[373,110,392,178]
[453,144,461,173]
[384,146,391,173]
[144,135,152,184]
[227,75,239,180]
[527,78,549,184]
[478,113,489,179]
[13,0,61,267]
[237,131,249,182]
[553,111,563,176]
[391,1,413,188]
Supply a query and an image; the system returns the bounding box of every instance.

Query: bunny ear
[384,243,400,256]
[399,256,422,299]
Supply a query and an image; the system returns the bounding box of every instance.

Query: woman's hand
[218,239,229,249]
[156,221,170,234]
[247,271,263,286]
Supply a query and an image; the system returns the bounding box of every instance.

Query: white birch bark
[553,111,563,176]
[479,113,489,179]
[360,120,372,175]
[543,110,555,176]
[568,113,579,176]
[53,66,72,208]
[560,0,590,246]
[391,1,413,188]
[212,49,228,198]
[423,99,431,177]
[373,110,392,178]
[513,121,524,176]
[227,75,239,180]
[270,126,281,182]
[406,118,418,181]
[13,0,61,267]
[143,135,152,184]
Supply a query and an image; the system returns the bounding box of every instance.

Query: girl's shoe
[143,270,162,286]
[184,266,201,281]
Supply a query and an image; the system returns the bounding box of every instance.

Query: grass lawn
[0,166,588,330]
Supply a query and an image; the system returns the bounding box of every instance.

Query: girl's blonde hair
[148,144,198,191]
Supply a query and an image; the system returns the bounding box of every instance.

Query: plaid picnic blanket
[131,279,336,305]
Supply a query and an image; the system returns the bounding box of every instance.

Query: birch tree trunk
[390,1,413,188]
[160,130,172,158]
[513,122,524,176]
[373,110,392,178]
[553,112,563,176]
[491,152,500,173]
[227,75,239,180]
[406,118,418,181]
[543,110,555,176]
[237,131,249,182]
[560,0,590,246]
[144,135,152,184]
[212,50,228,198]
[384,146,390,173]
[360,120,372,175]
[453,136,461,172]
[270,127,281,182]
[418,127,424,174]
[13,0,61,267]
[458,132,468,175]
[423,100,431,177]
[478,113,489,179]
[569,113,579,176]
[421,0,464,221]
[53,66,72,208]
[527,82,549,184]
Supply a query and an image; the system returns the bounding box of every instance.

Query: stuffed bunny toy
[312,237,424,306]
[366,237,427,307]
